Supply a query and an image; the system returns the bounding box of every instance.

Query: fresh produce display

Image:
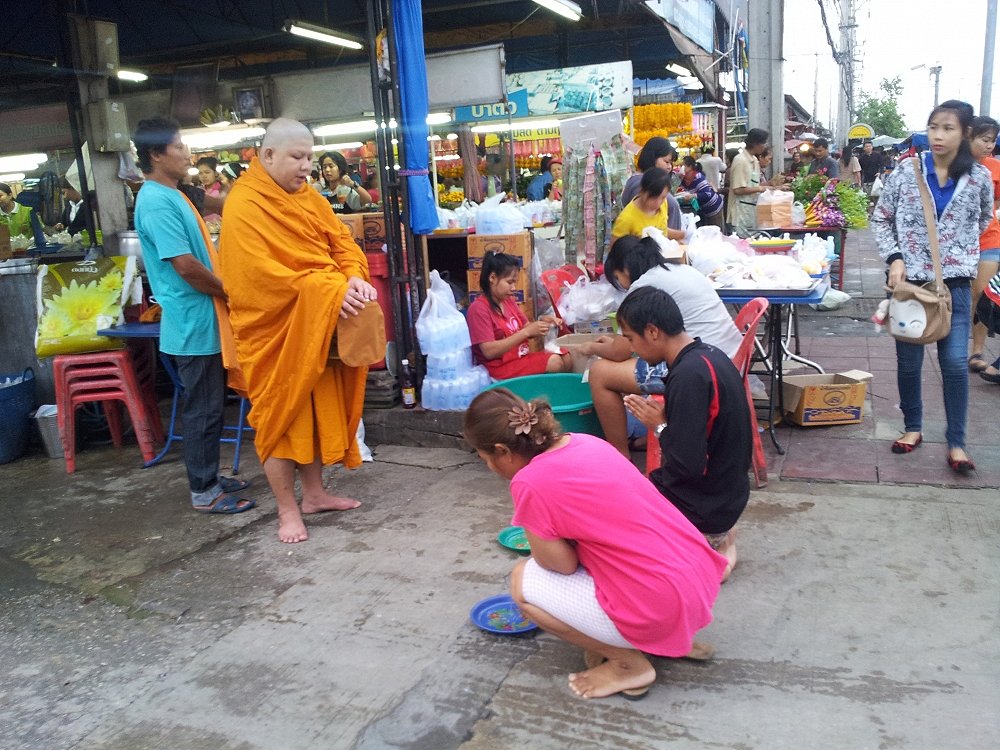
[803,180,869,229]
[789,173,828,203]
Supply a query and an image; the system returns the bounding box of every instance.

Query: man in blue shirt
[133,117,255,515]
[525,156,553,201]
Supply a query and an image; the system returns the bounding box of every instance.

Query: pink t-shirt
[511,433,726,656]
[466,295,529,366]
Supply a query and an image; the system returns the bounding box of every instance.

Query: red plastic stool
[53,350,161,473]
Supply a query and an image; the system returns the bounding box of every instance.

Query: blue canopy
[393,0,438,235]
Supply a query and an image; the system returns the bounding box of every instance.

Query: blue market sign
[453,89,530,123]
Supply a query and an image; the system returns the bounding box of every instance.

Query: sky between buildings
[782,0,996,135]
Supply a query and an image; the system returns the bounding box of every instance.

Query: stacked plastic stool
[52,348,163,473]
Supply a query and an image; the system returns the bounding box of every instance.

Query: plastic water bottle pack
[416,271,492,410]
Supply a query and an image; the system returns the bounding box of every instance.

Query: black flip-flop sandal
[194,494,257,514]
[968,354,988,373]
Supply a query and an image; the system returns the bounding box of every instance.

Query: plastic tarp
[393,0,438,235]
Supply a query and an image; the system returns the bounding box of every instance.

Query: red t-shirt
[979,156,1000,251]
[466,295,529,367]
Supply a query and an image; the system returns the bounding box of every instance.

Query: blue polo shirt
[924,152,956,219]
[134,181,220,356]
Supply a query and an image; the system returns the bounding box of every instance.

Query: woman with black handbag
[871,100,994,474]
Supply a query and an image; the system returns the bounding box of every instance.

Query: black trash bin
[0,368,36,464]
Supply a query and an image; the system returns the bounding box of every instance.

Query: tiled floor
[758,228,1000,488]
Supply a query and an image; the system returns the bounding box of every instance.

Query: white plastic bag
[356,419,373,462]
[812,287,853,311]
[556,276,623,326]
[436,206,459,229]
[641,226,684,261]
[870,176,883,198]
[416,270,472,356]
[475,194,529,235]
[792,201,807,225]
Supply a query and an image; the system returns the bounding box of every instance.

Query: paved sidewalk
[1,445,998,750]
[769,227,1000,488]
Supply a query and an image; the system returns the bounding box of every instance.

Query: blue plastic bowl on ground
[485,373,603,437]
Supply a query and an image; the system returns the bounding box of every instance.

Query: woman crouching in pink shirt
[464,388,727,700]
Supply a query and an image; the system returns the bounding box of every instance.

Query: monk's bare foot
[718,530,737,583]
[301,493,361,514]
[278,511,309,544]
[567,653,655,700]
[583,650,606,670]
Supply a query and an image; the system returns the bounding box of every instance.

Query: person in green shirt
[0,183,34,238]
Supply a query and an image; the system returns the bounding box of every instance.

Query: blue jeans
[895,284,971,449]
[174,353,225,503]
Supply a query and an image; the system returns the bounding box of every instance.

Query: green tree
[855,77,908,137]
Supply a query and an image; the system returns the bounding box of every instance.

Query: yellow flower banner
[35,256,139,358]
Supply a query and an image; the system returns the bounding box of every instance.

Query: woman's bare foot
[583,650,606,670]
[567,652,656,699]
[717,530,737,583]
[278,511,309,544]
[301,493,361,514]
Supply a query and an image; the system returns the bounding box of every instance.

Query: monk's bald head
[260,118,315,193]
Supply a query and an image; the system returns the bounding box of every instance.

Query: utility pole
[748,0,784,171]
[836,0,857,144]
[930,65,941,107]
[982,0,996,114]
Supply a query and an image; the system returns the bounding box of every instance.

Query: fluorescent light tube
[532,0,582,21]
[313,120,377,137]
[117,69,148,82]
[285,20,364,50]
[312,142,364,152]
[0,153,47,172]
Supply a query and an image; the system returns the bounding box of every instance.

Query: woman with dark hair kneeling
[465,388,726,700]
[466,251,571,379]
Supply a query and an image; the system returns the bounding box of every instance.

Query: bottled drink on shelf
[400,358,417,409]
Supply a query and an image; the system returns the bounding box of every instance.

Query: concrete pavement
[2,441,998,749]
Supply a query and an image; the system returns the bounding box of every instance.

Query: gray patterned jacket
[872,155,993,281]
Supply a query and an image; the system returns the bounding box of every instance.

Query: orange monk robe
[218,158,370,465]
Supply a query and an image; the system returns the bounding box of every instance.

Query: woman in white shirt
[581,235,743,456]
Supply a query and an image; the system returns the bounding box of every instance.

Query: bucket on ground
[486,373,603,437]
[0,369,36,464]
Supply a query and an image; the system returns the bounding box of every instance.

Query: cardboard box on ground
[466,231,534,320]
[782,370,872,426]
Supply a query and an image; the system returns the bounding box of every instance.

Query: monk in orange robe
[218,119,376,543]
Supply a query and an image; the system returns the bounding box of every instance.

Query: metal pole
[983,0,997,114]
[931,66,941,108]
[748,0,784,169]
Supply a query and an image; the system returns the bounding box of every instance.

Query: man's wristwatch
[654,422,668,438]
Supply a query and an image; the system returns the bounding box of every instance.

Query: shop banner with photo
[505,61,633,117]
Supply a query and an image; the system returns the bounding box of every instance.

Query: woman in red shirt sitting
[466,251,571,379]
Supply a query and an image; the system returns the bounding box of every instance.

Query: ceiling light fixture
[181,125,266,150]
[284,20,364,50]
[313,119,377,137]
[117,69,148,82]
[0,153,47,172]
[531,0,582,21]
[426,112,452,125]
[311,141,364,152]
[0,172,26,182]
[665,64,691,77]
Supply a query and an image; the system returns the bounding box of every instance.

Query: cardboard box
[782,370,872,426]
[336,214,365,251]
[362,212,387,253]
[466,231,532,270]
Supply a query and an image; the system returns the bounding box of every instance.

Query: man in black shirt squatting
[618,286,752,582]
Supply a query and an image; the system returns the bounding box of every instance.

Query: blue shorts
[980,248,1000,263]
[634,358,668,395]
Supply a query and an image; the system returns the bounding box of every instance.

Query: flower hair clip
[508,403,539,436]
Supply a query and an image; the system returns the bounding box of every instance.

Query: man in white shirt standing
[696,146,727,190]
[726,129,769,238]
